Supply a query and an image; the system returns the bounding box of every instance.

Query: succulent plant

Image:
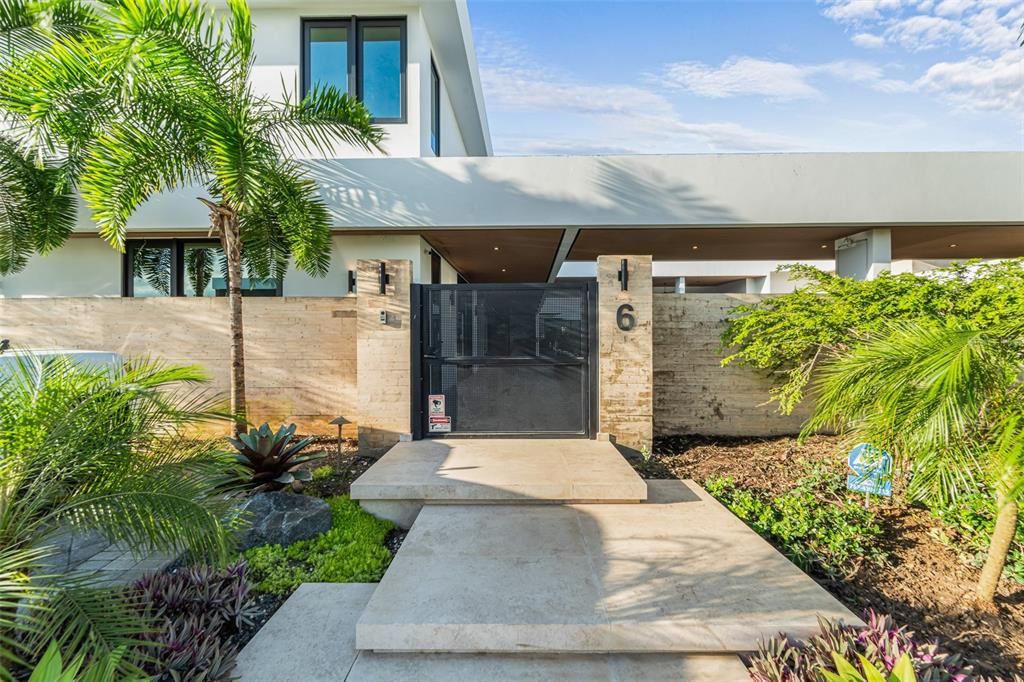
[228,422,325,492]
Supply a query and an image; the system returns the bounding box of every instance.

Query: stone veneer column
[356,259,412,455]
[597,255,653,453]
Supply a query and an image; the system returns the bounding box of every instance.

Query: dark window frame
[122,238,283,298]
[301,16,407,125]
[430,56,441,156]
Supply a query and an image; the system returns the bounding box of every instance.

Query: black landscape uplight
[618,258,629,291]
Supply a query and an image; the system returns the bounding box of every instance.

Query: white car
[0,349,124,377]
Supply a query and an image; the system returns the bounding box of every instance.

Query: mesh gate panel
[421,284,591,435]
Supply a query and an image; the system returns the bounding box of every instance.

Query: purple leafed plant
[129,561,258,682]
[748,610,973,682]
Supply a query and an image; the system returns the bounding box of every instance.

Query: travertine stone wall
[597,255,653,452]
[653,293,810,436]
[356,259,412,453]
[0,297,358,434]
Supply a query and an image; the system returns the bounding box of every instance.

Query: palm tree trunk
[218,208,247,436]
[976,486,1019,608]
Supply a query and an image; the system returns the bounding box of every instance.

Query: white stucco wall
[0,234,456,298]
[0,239,121,298]
[247,4,475,159]
[270,234,458,294]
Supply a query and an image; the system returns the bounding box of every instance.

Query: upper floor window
[302,17,406,124]
[430,57,440,156]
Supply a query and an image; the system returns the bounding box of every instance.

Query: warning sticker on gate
[428,416,451,433]
[427,394,446,416]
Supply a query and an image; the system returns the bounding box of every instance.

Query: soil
[634,435,1024,680]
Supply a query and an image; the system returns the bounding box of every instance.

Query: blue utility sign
[846,443,892,497]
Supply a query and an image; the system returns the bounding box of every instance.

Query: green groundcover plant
[705,469,886,577]
[244,496,393,595]
[927,491,1024,585]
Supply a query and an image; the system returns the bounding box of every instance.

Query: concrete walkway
[235,583,750,681]
[237,442,858,680]
[356,480,856,653]
[351,439,647,528]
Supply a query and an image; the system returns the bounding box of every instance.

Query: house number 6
[616,303,636,332]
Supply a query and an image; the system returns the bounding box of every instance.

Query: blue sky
[466,0,1024,155]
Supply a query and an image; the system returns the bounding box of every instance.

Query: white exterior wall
[0,239,121,298]
[248,4,473,159]
[0,234,456,298]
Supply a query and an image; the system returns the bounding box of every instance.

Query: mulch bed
[634,435,1024,679]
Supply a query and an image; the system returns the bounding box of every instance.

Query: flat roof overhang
[86,152,1024,232]
[70,152,1023,282]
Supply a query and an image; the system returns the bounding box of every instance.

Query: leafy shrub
[721,260,1024,414]
[229,423,325,492]
[244,496,393,595]
[312,464,334,480]
[26,642,139,682]
[748,610,973,682]
[130,562,257,682]
[0,355,235,676]
[927,489,1024,584]
[705,474,885,576]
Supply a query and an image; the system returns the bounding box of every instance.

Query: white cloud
[660,58,820,99]
[819,0,1024,112]
[820,0,904,23]
[659,57,883,100]
[477,35,804,154]
[915,51,1024,112]
[852,32,887,47]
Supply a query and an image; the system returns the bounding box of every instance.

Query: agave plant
[229,423,325,492]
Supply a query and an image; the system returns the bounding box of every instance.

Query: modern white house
[0,0,1021,301]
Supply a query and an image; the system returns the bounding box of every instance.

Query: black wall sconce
[618,258,629,291]
[347,270,356,293]
[378,262,390,294]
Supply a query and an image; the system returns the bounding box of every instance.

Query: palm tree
[804,321,1024,608]
[0,354,239,677]
[0,0,99,277]
[0,0,384,433]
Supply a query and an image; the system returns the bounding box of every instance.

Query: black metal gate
[412,282,597,438]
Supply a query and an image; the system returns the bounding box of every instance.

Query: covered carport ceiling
[569,226,1024,262]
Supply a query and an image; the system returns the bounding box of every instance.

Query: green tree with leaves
[0,0,100,276]
[0,355,238,677]
[0,0,384,433]
[804,321,1024,608]
[722,261,1024,414]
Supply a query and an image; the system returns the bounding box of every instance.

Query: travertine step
[234,583,750,682]
[351,439,647,527]
[355,480,858,654]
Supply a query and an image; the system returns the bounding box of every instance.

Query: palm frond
[0,0,100,64]
[805,320,1022,504]
[260,83,384,155]
[0,136,76,275]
